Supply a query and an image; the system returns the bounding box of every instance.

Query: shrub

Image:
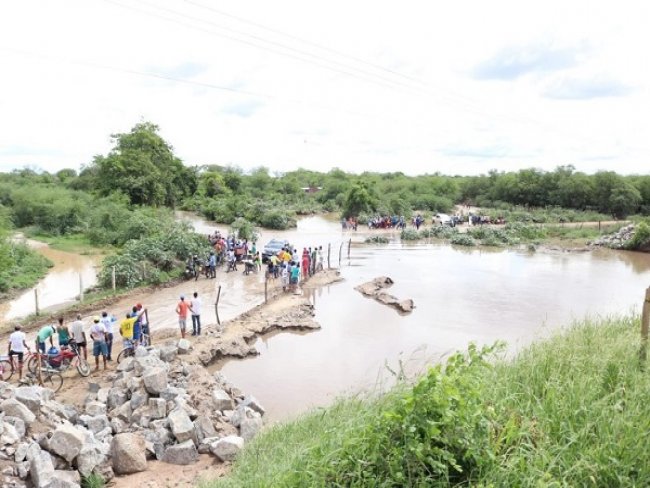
[400,229,420,241]
[450,234,476,246]
[365,236,389,244]
[625,221,650,250]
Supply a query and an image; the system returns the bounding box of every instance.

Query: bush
[365,236,389,244]
[625,221,650,250]
[450,234,476,246]
[400,229,420,241]
[230,218,259,242]
[257,209,297,230]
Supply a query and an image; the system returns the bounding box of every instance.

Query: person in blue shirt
[208,251,217,279]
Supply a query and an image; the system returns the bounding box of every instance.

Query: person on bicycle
[8,325,30,381]
[90,316,109,372]
[119,313,136,351]
[57,317,70,349]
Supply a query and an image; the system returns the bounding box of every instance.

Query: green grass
[0,239,53,295]
[22,229,111,255]
[208,314,650,487]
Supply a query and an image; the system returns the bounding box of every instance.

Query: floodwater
[0,239,100,324]
[207,224,650,422]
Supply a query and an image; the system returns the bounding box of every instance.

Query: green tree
[342,183,377,218]
[608,183,641,218]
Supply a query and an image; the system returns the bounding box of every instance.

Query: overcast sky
[1,0,648,176]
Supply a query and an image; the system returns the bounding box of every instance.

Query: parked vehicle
[433,213,455,227]
[262,239,290,263]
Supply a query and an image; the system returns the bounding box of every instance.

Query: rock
[159,345,178,362]
[110,401,132,422]
[0,399,36,424]
[194,416,217,442]
[96,388,110,404]
[106,388,128,410]
[14,386,51,411]
[133,355,166,377]
[129,390,149,410]
[87,383,101,393]
[15,442,29,463]
[0,422,20,445]
[110,418,127,434]
[229,405,257,428]
[95,426,113,442]
[47,423,85,463]
[240,395,266,416]
[177,339,191,354]
[76,440,106,477]
[148,398,166,419]
[45,470,81,487]
[127,376,145,393]
[84,401,106,416]
[43,401,78,423]
[240,417,263,441]
[168,408,196,444]
[398,299,415,312]
[210,435,244,462]
[17,461,29,479]
[111,433,147,474]
[29,447,55,488]
[162,440,199,465]
[4,416,26,438]
[354,276,393,296]
[116,357,134,372]
[143,368,168,395]
[211,389,233,411]
[134,346,149,358]
[80,414,110,435]
[160,387,186,402]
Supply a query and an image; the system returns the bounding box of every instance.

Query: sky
[0,0,648,176]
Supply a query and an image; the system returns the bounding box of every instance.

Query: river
[177,213,650,421]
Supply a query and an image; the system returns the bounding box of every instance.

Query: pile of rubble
[0,339,265,487]
[590,224,635,249]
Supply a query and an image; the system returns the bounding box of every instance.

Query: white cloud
[0,0,648,176]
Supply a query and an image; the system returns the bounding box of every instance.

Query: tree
[608,183,641,218]
[91,122,196,207]
[342,183,377,218]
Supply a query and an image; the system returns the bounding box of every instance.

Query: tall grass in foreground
[206,315,649,487]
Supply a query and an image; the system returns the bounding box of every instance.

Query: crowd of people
[5,303,152,381]
[266,245,325,292]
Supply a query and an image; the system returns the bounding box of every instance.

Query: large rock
[29,447,55,488]
[130,390,149,410]
[111,433,147,474]
[1,421,20,445]
[241,395,266,416]
[194,416,217,442]
[230,405,258,428]
[211,389,233,411]
[240,417,263,441]
[133,355,166,377]
[5,415,26,438]
[76,436,107,477]
[116,357,134,372]
[168,408,196,444]
[0,398,36,424]
[110,401,133,422]
[160,386,186,402]
[210,435,244,462]
[48,423,85,463]
[134,345,149,358]
[159,345,178,362]
[149,398,166,419]
[162,440,199,465]
[80,414,110,435]
[45,470,81,487]
[85,401,106,416]
[106,388,128,410]
[15,386,51,411]
[143,368,168,395]
[177,339,191,354]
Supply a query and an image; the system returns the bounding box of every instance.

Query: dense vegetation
[0,207,52,295]
[209,314,650,487]
[0,121,648,292]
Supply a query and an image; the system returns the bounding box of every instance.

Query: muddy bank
[355,276,414,313]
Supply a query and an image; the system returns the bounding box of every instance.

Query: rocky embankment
[591,224,636,249]
[0,341,265,487]
[355,277,414,313]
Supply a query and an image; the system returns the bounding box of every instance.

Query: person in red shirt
[175,295,190,338]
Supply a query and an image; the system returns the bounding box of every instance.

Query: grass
[22,228,111,255]
[207,314,650,487]
[0,239,53,297]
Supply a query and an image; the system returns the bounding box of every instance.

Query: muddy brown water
[5,215,650,425]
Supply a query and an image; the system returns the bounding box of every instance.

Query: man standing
[190,292,202,336]
[208,251,217,279]
[70,314,87,360]
[176,295,189,338]
[100,312,114,361]
[89,316,108,371]
[7,325,30,381]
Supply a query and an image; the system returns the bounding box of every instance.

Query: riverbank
[209,313,649,487]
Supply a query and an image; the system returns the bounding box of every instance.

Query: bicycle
[21,367,64,394]
[27,344,91,377]
[116,331,150,364]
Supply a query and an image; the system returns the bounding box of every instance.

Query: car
[433,213,455,227]
[262,239,291,263]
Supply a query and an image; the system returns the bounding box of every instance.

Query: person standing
[70,314,87,360]
[57,317,70,349]
[208,251,217,278]
[176,295,190,338]
[89,316,108,371]
[100,312,114,361]
[7,325,30,381]
[190,292,202,336]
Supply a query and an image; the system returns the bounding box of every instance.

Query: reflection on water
[220,242,650,422]
[0,240,100,324]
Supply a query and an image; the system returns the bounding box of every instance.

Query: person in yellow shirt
[119,314,136,346]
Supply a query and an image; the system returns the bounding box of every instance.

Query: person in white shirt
[89,316,108,371]
[190,292,202,336]
[6,325,30,381]
[100,311,114,361]
[69,314,88,360]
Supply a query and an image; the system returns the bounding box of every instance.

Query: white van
[433,213,454,226]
